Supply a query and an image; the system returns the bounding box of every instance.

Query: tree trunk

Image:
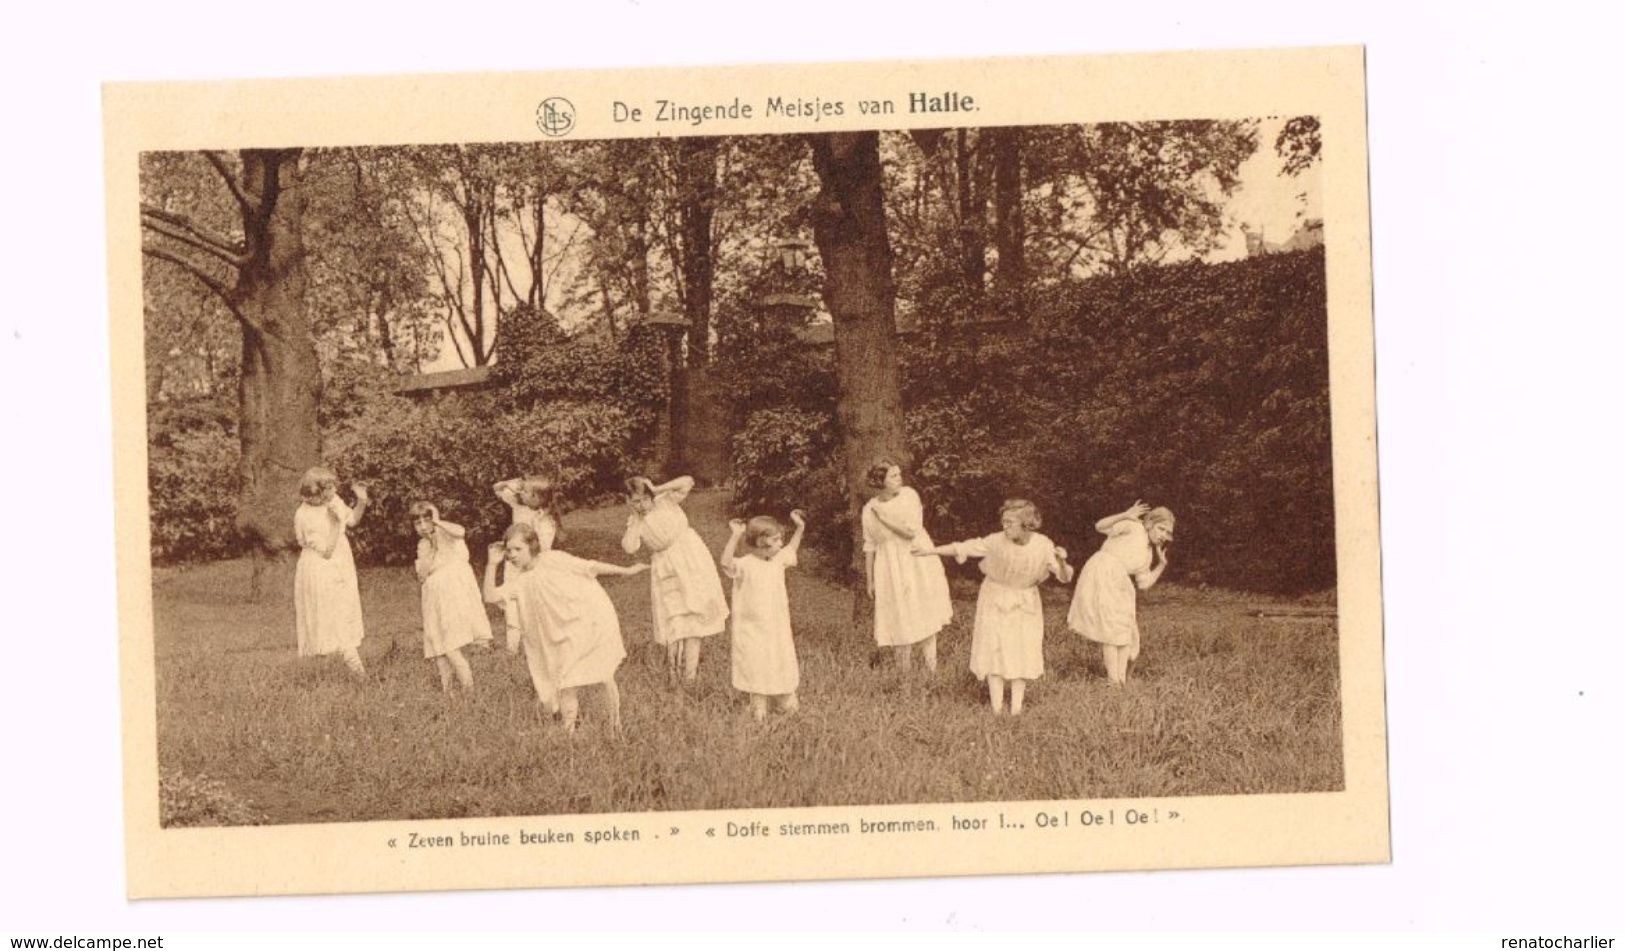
[598,276,620,344]
[955,130,988,309]
[675,138,729,485]
[664,330,689,476]
[686,365,730,484]
[990,127,1026,317]
[235,150,321,589]
[531,176,546,310]
[463,196,490,365]
[809,132,909,581]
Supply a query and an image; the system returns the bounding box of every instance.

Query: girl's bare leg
[559,688,582,731]
[682,638,702,683]
[601,676,622,736]
[434,656,453,692]
[776,692,800,714]
[503,605,520,653]
[894,644,913,671]
[446,648,473,690]
[921,634,939,674]
[665,642,681,684]
[750,694,768,722]
[1010,678,1027,715]
[987,675,1006,714]
[1104,646,1129,685]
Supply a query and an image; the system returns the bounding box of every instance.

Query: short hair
[299,466,338,501]
[517,474,558,512]
[408,501,438,520]
[999,498,1042,530]
[744,515,785,549]
[1143,506,1176,532]
[503,522,543,555]
[625,477,654,502]
[866,458,901,489]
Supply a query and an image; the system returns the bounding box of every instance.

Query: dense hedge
[147,303,663,566]
[1025,248,1334,592]
[325,393,638,565]
[146,393,640,566]
[730,407,844,549]
[728,248,1334,593]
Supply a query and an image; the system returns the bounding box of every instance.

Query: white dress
[293,497,365,657]
[623,487,729,645]
[510,504,558,551]
[1068,519,1154,659]
[501,505,557,651]
[862,487,952,647]
[948,532,1066,681]
[726,549,799,695]
[416,525,493,658]
[495,551,627,693]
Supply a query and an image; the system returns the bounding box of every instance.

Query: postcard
[106,46,1384,898]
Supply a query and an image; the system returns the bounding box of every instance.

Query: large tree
[808,132,909,582]
[141,149,320,591]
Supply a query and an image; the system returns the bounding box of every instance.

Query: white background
[1,0,1620,933]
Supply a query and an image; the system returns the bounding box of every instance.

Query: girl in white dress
[861,460,952,672]
[492,474,561,652]
[917,499,1073,715]
[410,502,492,692]
[720,510,806,721]
[293,467,370,677]
[1067,501,1174,686]
[622,475,729,685]
[482,523,647,733]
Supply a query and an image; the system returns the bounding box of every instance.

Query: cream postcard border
[105,46,1384,898]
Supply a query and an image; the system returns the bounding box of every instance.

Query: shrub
[488,303,666,445]
[328,396,638,565]
[730,407,846,553]
[147,404,239,563]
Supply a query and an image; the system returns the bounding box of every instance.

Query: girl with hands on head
[1067,500,1176,686]
[293,467,369,678]
[721,509,807,722]
[861,460,953,675]
[621,475,729,685]
[409,501,491,692]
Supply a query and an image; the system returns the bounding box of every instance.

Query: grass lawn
[152,490,1342,826]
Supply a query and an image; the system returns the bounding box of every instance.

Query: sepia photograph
[6,0,1614,935]
[106,48,1385,896]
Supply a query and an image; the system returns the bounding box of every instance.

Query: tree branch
[443,308,473,367]
[543,219,583,299]
[140,205,247,262]
[141,211,248,270]
[491,205,523,306]
[202,151,255,218]
[143,244,253,331]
